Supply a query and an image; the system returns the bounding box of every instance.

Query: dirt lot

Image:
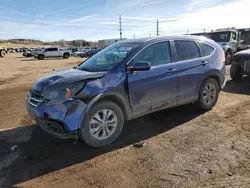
[0,53,250,188]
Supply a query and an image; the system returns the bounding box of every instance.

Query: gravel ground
[0,53,249,188]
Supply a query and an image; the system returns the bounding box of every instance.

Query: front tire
[63,53,70,59]
[38,54,44,60]
[197,78,220,110]
[0,50,6,57]
[80,101,124,147]
[230,62,242,81]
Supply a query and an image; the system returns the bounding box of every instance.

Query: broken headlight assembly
[42,82,85,104]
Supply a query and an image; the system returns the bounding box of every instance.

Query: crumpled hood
[32,68,105,92]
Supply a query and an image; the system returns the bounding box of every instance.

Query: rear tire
[196,78,220,110]
[230,62,242,81]
[225,50,232,65]
[80,101,124,148]
[63,53,70,59]
[38,54,44,60]
[0,50,6,57]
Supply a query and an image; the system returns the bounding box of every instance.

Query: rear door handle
[165,68,177,74]
[201,61,208,66]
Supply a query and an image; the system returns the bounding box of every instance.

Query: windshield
[206,31,231,42]
[78,42,141,72]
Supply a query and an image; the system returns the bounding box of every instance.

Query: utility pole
[133,33,135,39]
[119,14,122,40]
[187,30,189,35]
[156,19,159,36]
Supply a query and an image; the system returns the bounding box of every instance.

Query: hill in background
[0,39,96,47]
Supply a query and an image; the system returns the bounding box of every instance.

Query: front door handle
[201,61,208,66]
[165,68,177,74]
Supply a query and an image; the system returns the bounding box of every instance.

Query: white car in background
[35,47,71,60]
[73,49,88,57]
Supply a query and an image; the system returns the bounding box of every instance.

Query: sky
[0,0,249,41]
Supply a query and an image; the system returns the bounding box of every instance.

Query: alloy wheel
[203,83,216,105]
[89,109,118,140]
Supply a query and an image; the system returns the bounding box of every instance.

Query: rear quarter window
[175,40,200,61]
[197,42,214,57]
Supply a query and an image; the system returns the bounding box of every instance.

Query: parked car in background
[73,49,88,57]
[35,47,71,60]
[68,48,78,53]
[26,35,226,147]
[8,48,15,53]
[80,49,100,58]
[205,27,246,64]
[23,51,32,57]
[104,48,128,62]
[230,49,250,80]
[23,48,42,57]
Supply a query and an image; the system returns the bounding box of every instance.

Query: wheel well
[64,52,70,55]
[95,95,128,120]
[226,48,232,54]
[205,76,221,89]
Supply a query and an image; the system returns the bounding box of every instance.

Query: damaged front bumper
[36,118,76,139]
[26,96,87,139]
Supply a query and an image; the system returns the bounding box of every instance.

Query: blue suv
[26,35,226,147]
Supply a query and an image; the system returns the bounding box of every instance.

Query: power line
[156,19,159,36]
[119,14,122,40]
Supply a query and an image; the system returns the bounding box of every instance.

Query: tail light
[219,47,225,63]
[221,52,225,62]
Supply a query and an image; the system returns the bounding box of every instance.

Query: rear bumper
[220,64,227,89]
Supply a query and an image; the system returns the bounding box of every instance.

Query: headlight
[42,83,84,104]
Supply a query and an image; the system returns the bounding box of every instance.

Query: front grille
[28,90,44,107]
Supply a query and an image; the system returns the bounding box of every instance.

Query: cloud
[70,15,99,22]
[139,0,168,7]
[187,0,202,11]
[186,0,238,11]
[159,17,179,22]
[0,0,248,41]
[43,4,86,14]
[99,21,118,25]
[123,0,168,7]
[123,15,177,21]
[160,0,249,35]
[0,6,33,18]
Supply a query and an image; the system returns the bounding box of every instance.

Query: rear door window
[175,41,200,61]
[197,42,214,57]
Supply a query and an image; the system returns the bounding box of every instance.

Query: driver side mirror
[127,61,151,72]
